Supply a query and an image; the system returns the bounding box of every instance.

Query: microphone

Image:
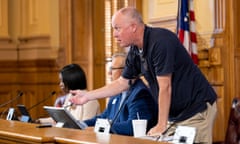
[0,91,23,108]
[0,91,23,120]
[27,91,56,111]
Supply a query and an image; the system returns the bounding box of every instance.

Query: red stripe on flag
[190,32,197,43]
[177,0,198,65]
[191,53,198,65]
[189,11,195,21]
[178,29,185,43]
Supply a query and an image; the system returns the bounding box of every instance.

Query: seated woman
[39,64,100,124]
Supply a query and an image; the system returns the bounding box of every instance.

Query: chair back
[225,97,240,144]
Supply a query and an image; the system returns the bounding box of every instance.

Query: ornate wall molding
[18,35,58,60]
[148,16,177,32]
[0,37,17,60]
[197,32,215,51]
[147,0,177,32]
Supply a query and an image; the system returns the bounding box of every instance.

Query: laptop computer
[17,104,33,122]
[43,106,87,129]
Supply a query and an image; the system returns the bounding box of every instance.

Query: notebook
[43,106,87,129]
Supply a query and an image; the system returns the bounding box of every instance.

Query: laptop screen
[43,106,87,129]
[17,104,33,122]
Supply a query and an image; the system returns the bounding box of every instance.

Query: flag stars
[184,13,189,22]
[177,0,198,64]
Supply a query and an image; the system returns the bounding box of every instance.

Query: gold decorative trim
[0,37,17,60]
[18,35,50,49]
[197,33,215,50]
[18,35,58,60]
[148,16,177,32]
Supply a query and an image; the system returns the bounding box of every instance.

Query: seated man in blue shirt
[84,53,158,136]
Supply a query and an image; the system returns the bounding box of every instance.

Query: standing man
[70,7,217,143]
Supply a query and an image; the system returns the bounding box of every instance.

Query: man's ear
[131,23,137,33]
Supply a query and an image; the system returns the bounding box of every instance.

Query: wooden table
[54,130,169,144]
[0,119,170,144]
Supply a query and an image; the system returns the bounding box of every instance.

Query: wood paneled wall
[59,0,106,111]
[0,0,61,120]
[0,60,60,120]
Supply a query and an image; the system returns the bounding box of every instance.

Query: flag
[177,0,198,64]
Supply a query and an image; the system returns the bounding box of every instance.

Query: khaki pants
[166,102,217,144]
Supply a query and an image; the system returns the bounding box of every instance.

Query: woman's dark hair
[60,64,87,90]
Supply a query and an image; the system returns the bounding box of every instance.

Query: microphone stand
[25,91,56,123]
[0,91,23,108]
[109,80,133,134]
[0,91,23,119]
[27,91,56,111]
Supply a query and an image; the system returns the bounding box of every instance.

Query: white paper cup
[132,119,147,137]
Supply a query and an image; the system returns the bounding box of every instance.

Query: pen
[36,124,52,128]
[156,122,175,141]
